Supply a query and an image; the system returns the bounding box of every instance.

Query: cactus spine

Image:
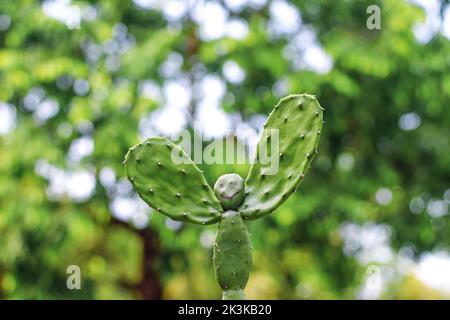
[124,94,324,299]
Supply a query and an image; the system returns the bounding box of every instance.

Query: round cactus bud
[214,174,245,210]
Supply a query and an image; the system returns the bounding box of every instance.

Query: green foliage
[0,0,449,300]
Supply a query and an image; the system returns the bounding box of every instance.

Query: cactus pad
[214,173,245,210]
[124,137,223,225]
[213,210,251,300]
[239,94,324,220]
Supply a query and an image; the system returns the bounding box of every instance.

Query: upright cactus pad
[213,210,251,300]
[239,94,324,220]
[214,174,245,210]
[124,137,223,225]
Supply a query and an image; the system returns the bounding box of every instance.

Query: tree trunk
[138,227,162,299]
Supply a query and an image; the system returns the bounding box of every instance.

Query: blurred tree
[0,0,449,299]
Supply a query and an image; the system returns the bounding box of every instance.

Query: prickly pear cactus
[124,137,222,225]
[213,210,251,300]
[213,174,245,210]
[123,94,324,300]
[240,94,323,220]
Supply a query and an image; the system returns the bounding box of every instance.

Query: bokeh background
[1,0,449,299]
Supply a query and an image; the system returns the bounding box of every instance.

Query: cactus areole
[124,94,324,299]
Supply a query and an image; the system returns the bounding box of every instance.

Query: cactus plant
[124,93,324,299]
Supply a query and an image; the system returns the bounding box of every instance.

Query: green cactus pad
[124,137,223,225]
[239,94,324,220]
[213,210,251,299]
[214,173,245,210]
